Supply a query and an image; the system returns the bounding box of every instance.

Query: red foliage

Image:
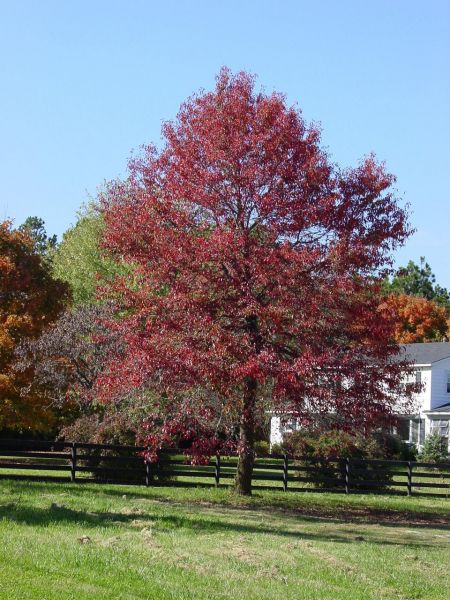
[96,69,414,489]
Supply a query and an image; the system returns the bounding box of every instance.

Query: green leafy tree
[53,204,124,305]
[420,431,448,463]
[385,257,450,311]
[19,216,57,263]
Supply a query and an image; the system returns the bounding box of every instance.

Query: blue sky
[1,1,449,285]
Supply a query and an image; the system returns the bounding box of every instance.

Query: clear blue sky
[1,1,449,285]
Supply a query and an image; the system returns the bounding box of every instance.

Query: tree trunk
[235,375,257,495]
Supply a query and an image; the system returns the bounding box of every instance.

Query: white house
[270,342,450,453]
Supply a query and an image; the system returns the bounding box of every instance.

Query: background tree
[15,304,113,409]
[385,257,450,310]
[381,293,448,343]
[0,221,70,431]
[14,303,147,441]
[13,204,130,437]
[19,216,57,263]
[53,204,124,305]
[383,257,450,341]
[97,69,414,494]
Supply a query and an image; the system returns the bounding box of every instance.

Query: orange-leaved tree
[0,221,70,431]
[381,293,448,343]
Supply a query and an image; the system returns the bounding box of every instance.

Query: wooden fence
[0,439,449,498]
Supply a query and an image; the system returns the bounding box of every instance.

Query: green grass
[0,480,449,599]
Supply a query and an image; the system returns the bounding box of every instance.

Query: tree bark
[234,306,261,495]
[235,375,257,495]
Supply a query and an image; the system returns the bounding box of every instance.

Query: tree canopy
[96,69,414,494]
[383,257,450,342]
[18,216,57,261]
[381,293,448,343]
[52,204,124,305]
[0,221,70,431]
[386,257,450,308]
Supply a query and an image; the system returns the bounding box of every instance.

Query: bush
[280,429,409,490]
[356,430,417,461]
[281,430,363,460]
[269,443,283,456]
[59,414,145,483]
[254,440,270,457]
[420,432,448,463]
[281,430,361,489]
[59,414,178,483]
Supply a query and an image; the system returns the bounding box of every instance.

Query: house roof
[397,342,450,365]
[425,402,450,414]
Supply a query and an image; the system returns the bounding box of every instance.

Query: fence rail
[0,439,449,497]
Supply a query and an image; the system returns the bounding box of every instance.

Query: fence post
[145,448,153,487]
[70,443,77,482]
[283,454,289,492]
[345,457,350,494]
[215,453,221,487]
[407,461,413,497]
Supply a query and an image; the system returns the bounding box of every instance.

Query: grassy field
[0,479,449,599]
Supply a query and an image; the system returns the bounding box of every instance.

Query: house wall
[430,357,450,409]
[414,367,432,413]
[270,416,283,447]
[269,362,449,451]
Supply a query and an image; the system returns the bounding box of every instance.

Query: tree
[15,304,114,409]
[420,431,448,462]
[386,257,450,310]
[97,69,414,494]
[0,221,70,431]
[14,303,147,439]
[381,293,448,343]
[53,204,124,305]
[19,216,57,262]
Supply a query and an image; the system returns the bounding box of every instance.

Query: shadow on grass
[88,487,450,529]
[1,478,449,530]
[1,499,449,548]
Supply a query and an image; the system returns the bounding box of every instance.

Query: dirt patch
[119,507,145,516]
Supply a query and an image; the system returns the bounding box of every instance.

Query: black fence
[0,439,449,498]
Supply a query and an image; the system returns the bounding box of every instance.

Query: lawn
[0,480,449,600]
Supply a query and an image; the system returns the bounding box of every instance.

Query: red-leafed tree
[97,69,414,494]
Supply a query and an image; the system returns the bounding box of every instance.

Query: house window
[447,374,450,393]
[397,420,410,442]
[410,419,419,444]
[281,417,298,433]
[430,420,450,437]
[430,420,449,452]
[415,371,421,385]
[419,419,425,445]
[410,418,426,445]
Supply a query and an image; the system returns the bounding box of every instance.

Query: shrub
[269,443,283,456]
[254,440,270,457]
[281,430,363,460]
[281,429,401,490]
[59,414,145,483]
[59,414,178,483]
[356,430,417,461]
[420,432,448,463]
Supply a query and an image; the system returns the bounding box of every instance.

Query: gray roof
[426,402,450,414]
[397,342,450,365]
